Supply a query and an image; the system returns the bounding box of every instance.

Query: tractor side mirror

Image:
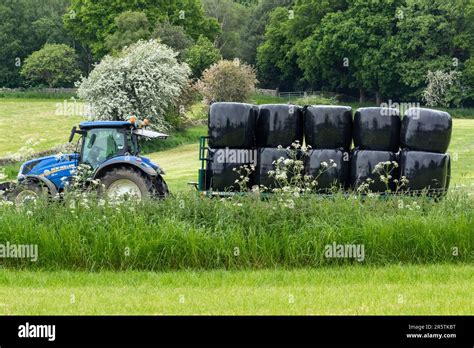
[68,127,77,143]
[69,127,86,143]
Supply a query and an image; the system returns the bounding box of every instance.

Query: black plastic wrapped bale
[304,105,353,151]
[255,148,290,189]
[208,148,257,191]
[305,149,350,192]
[399,150,449,194]
[256,104,303,148]
[208,102,257,148]
[401,108,452,153]
[350,150,399,192]
[353,107,401,152]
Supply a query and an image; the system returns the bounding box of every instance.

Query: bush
[423,70,463,107]
[20,44,81,88]
[77,40,191,130]
[198,60,257,102]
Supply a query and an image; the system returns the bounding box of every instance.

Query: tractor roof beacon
[0,120,169,204]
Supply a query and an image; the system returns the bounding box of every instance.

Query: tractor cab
[70,121,168,170]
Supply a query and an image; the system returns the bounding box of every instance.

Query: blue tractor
[0,120,169,203]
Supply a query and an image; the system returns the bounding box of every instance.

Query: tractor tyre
[154,175,170,199]
[9,181,49,205]
[99,167,154,201]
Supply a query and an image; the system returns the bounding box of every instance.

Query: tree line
[0,0,472,106]
[257,0,473,106]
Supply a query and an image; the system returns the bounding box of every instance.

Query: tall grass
[1,163,21,180]
[0,190,472,271]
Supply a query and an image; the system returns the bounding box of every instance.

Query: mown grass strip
[0,264,472,315]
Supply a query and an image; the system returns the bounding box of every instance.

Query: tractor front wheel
[10,181,48,205]
[100,167,154,201]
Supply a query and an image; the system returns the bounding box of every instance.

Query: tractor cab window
[82,128,127,168]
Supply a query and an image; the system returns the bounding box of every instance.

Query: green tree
[0,3,23,87]
[202,0,249,59]
[258,0,471,104]
[240,0,293,65]
[395,0,472,100]
[460,0,474,105]
[185,36,221,78]
[20,44,81,88]
[153,19,194,56]
[64,0,220,58]
[299,0,404,103]
[32,15,72,45]
[256,7,301,90]
[105,11,151,53]
[256,0,348,90]
[463,58,474,105]
[0,0,73,87]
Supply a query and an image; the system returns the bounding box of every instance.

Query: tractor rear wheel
[154,175,169,199]
[100,167,154,201]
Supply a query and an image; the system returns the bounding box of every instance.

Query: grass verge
[0,191,472,270]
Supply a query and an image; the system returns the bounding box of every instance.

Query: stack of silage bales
[303,106,352,192]
[399,108,452,194]
[207,102,258,191]
[205,101,452,196]
[255,104,303,189]
[350,107,401,192]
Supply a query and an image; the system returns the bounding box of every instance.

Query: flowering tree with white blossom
[77,39,191,130]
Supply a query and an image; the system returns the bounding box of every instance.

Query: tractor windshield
[82,128,134,168]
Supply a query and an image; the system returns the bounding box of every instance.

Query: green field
[449,119,474,186]
[149,143,200,192]
[0,264,472,315]
[0,98,83,157]
[0,98,205,160]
